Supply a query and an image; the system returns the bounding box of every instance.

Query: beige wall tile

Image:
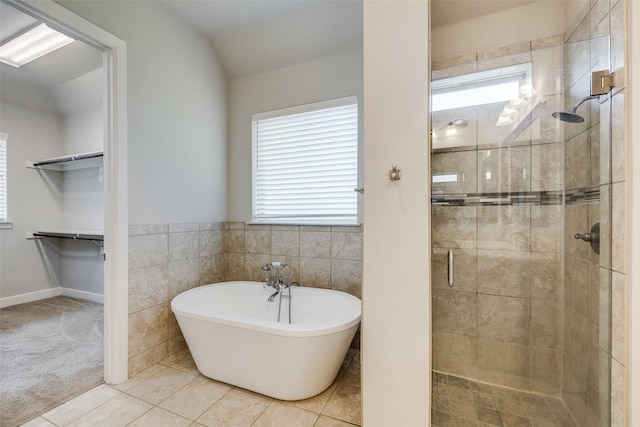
[199,254,225,285]
[565,255,590,317]
[433,332,477,379]
[432,206,477,249]
[432,289,477,335]
[169,223,199,233]
[565,204,591,260]
[478,41,531,61]
[129,224,168,236]
[200,230,224,257]
[610,358,625,426]
[611,271,626,364]
[129,264,168,314]
[477,206,530,251]
[531,206,562,253]
[611,182,626,273]
[611,92,625,183]
[432,151,477,194]
[226,252,246,281]
[565,131,591,190]
[271,230,300,256]
[129,304,170,357]
[432,52,477,70]
[245,229,271,254]
[244,253,272,282]
[599,267,612,351]
[224,229,245,253]
[531,45,565,97]
[477,295,530,345]
[477,338,531,390]
[300,231,331,258]
[299,257,331,288]
[477,250,530,298]
[532,299,560,349]
[599,98,612,185]
[330,259,362,297]
[129,233,168,269]
[477,52,532,72]
[531,143,563,192]
[530,252,561,300]
[170,231,200,261]
[331,230,362,261]
[531,347,561,396]
[168,258,200,299]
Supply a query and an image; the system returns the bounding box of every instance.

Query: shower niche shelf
[26,151,103,172]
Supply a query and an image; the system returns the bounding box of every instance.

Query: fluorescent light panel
[0,24,74,68]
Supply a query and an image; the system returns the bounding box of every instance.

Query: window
[431,63,532,112]
[252,96,358,225]
[0,133,7,223]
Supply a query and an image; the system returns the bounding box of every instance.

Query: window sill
[0,221,13,230]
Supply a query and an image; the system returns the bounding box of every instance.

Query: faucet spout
[268,289,280,302]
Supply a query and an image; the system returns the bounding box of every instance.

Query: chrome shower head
[552,95,600,123]
[552,110,584,123]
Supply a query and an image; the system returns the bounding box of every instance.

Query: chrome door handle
[447,249,454,287]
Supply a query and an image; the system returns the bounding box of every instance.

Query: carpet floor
[0,297,103,427]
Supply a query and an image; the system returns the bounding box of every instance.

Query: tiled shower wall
[431,36,566,396]
[127,223,362,376]
[562,0,626,425]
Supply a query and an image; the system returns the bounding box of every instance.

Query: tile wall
[127,223,362,376]
[431,36,566,396]
[431,1,626,426]
[562,0,626,426]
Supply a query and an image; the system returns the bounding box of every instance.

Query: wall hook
[390,164,401,181]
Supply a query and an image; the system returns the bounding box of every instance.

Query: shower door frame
[5,0,130,384]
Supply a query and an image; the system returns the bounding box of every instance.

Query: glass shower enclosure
[430,35,612,427]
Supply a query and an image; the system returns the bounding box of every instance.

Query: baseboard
[0,287,104,308]
[60,288,104,304]
[0,287,62,308]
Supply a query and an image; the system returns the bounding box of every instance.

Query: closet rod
[32,231,104,242]
[32,151,103,167]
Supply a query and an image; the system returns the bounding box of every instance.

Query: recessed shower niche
[430,34,613,427]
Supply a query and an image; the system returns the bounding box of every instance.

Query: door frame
[5,0,129,383]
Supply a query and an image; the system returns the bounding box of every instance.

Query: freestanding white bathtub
[171,281,361,400]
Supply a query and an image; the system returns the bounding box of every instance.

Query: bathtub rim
[171,281,361,338]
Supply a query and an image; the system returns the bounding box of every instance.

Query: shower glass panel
[430,35,612,427]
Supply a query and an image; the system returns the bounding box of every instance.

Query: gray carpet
[0,297,104,427]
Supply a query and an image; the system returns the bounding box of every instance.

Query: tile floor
[431,372,578,427]
[21,348,361,427]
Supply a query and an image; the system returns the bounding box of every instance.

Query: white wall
[58,0,229,225]
[227,47,364,221]
[362,1,431,425]
[0,102,64,301]
[432,0,566,60]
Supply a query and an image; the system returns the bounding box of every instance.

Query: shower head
[552,95,600,123]
[552,110,584,123]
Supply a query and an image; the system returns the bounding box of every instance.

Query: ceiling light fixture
[0,23,75,68]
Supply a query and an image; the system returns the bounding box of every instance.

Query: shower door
[430,35,613,427]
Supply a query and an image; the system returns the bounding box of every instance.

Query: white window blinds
[0,133,7,221]
[252,96,358,225]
